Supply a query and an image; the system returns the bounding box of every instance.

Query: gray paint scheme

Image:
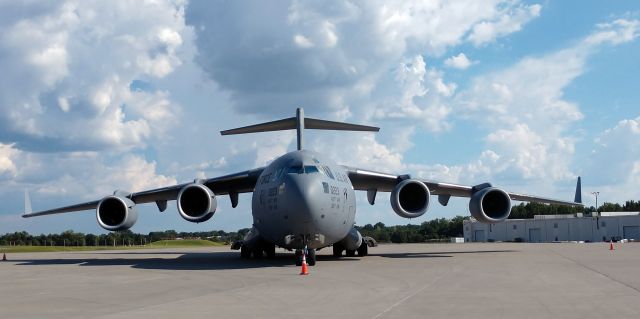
[22,108,582,255]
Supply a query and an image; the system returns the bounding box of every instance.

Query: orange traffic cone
[299,252,309,275]
[2,253,6,261]
[609,241,614,251]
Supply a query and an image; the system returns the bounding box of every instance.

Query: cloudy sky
[1,0,638,234]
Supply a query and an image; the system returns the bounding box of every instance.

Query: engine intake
[469,187,512,223]
[177,183,217,223]
[96,195,138,231]
[390,179,430,218]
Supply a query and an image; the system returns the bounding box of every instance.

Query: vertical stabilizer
[296,108,304,151]
[574,176,582,204]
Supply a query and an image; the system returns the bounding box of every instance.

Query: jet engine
[96,195,138,231]
[177,183,217,223]
[469,187,512,223]
[390,179,430,218]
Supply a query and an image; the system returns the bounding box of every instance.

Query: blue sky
[0,0,639,234]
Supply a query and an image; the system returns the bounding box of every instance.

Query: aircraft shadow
[12,251,359,270]
[12,249,518,269]
[369,249,518,259]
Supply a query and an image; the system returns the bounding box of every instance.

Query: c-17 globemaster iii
[22,108,583,266]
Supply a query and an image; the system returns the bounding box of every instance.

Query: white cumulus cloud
[444,53,474,70]
[0,143,19,179]
[468,4,541,46]
[0,0,190,152]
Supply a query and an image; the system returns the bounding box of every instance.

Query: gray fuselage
[251,150,356,249]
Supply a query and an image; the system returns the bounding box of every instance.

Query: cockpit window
[287,165,319,174]
[288,165,304,174]
[304,166,319,174]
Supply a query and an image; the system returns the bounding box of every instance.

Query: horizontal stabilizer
[220,117,296,135]
[305,118,379,132]
[220,108,378,150]
[220,117,379,135]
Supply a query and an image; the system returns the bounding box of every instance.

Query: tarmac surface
[1,242,640,319]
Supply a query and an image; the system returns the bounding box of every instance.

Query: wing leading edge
[342,166,583,207]
[22,167,264,218]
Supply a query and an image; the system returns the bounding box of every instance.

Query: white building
[463,212,640,243]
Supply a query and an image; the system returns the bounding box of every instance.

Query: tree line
[2,200,638,246]
[0,217,465,246]
[509,200,640,219]
[356,216,465,243]
[0,229,250,247]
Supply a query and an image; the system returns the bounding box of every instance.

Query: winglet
[574,176,582,204]
[24,189,33,216]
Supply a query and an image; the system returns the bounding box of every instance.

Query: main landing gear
[332,241,369,257]
[240,240,276,259]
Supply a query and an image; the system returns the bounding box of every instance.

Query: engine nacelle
[390,179,430,218]
[177,183,216,223]
[469,187,512,223]
[96,195,138,231]
[337,227,363,251]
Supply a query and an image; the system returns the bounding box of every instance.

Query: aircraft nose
[281,173,323,229]
[275,172,343,249]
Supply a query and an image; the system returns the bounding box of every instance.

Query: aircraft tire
[357,243,368,257]
[241,245,251,259]
[307,249,316,266]
[252,245,263,259]
[265,243,276,259]
[332,244,343,257]
[295,250,303,266]
[345,249,356,257]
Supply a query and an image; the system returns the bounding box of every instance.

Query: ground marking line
[546,246,640,294]
[370,265,455,319]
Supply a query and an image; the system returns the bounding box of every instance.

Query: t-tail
[574,176,582,204]
[220,108,379,150]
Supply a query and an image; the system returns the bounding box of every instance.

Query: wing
[342,166,582,207]
[22,167,265,218]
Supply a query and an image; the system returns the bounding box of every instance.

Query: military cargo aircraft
[23,108,582,265]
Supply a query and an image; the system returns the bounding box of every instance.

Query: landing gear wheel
[332,244,343,257]
[240,245,251,259]
[265,243,276,259]
[252,245,263,259]
[307,249,316,266]
[345,249,356,257]
[357,243,368,257]
[295,250,303,266]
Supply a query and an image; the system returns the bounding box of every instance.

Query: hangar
[463,212,640,243]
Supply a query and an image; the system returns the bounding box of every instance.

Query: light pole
[591,191,600,214]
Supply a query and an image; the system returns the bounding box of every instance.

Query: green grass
[0,239,227,253]
[147,239,226,247]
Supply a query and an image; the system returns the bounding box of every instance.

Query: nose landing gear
[295,248,316,266]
